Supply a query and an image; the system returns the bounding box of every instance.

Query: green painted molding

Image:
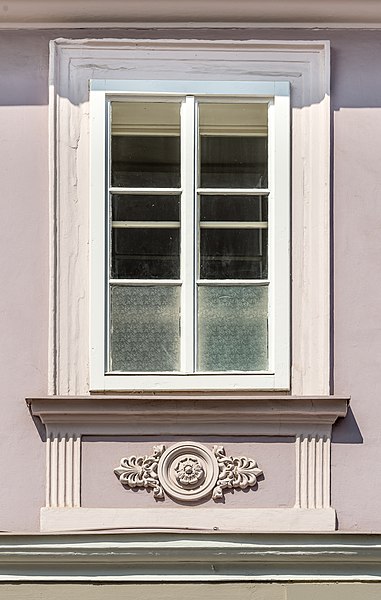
[0,532,381,581]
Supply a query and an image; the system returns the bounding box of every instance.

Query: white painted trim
[181,95,196,373]
[29,395,348,433]
[90,79,289,390]
[40,507,336,533]
[1,532,381,581]
[50,38,330,396]
[295,434,331,509]
[46,433,81,508]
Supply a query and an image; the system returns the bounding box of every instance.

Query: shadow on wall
[332,407,363,444]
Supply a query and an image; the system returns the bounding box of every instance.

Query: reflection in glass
[199,103,268,189]
[197,285,268,371]
[112,194,180,222]
[112,228,180,279]
[200,195,267,222]
[110,285,180,372]
[111,194,180,279]
[111,102,181,188]
[200,228,267,279]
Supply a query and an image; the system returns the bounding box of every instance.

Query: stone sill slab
[41,507,336,534]
[28,394,349,436]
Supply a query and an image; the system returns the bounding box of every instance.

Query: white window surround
[90,80,290,391]
[49,38,330,396]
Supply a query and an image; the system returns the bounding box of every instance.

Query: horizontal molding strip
[40,507,336,534]
[2,23,381,29]
[1,532,381,581]
[4,0,381,26]
[28,395,348,436]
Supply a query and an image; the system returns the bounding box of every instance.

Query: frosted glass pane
[198,286,268,371]
[111,102,180,188]
[110,286,180,372]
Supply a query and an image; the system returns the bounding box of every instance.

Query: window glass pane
[110,285,180,372]
[111,102,181,187]
[111,194,180,279]
[112,228,180,279]
[112,194,180,221]
[200,229,268,279]
[197,285,268,371]
[200,195,267,222]
[199,103,268,188]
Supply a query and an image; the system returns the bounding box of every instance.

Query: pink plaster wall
[0,28,380,531]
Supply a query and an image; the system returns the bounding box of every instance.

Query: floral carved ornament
[114,442,263,502]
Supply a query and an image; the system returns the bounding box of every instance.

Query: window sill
[28,394,348,533]
[29,394,348,435]
[90,372,289,393]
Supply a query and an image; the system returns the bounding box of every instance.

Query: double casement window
[90,81,290,390]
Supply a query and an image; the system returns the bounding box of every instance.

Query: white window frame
[90,80,290,391]
[49,38,330,397]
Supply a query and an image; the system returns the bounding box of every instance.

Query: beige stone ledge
[2,583,381,600]
[3,0,381,27]
[28,395,348,436]
[40,507,337,534]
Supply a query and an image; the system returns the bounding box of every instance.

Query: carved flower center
[174,456,205,488]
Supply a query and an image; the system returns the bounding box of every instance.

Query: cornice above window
[2,1,381,28]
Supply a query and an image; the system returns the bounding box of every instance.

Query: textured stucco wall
[0,28,380,531]
[1,583,381,599]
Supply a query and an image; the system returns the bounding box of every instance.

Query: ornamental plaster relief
[114,442,263,502]
[30,394,348,531]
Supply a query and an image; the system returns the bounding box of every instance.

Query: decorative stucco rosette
[114,442,263,502]
[158,442,219,501]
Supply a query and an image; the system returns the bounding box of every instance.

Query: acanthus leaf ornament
[114,444,165,499]
[212,445,263,500]
[114,442,262,502]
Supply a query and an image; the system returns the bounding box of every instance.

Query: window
[50,39,330,397]
[90,80,290,390]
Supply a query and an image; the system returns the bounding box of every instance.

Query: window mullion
[180,96,196,373]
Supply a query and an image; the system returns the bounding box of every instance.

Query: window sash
[90,80,290,389]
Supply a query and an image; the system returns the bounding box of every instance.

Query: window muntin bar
[109,188,182,194]
[197,188,269,195]
[112,221,180,228]
[200,222,268,229]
